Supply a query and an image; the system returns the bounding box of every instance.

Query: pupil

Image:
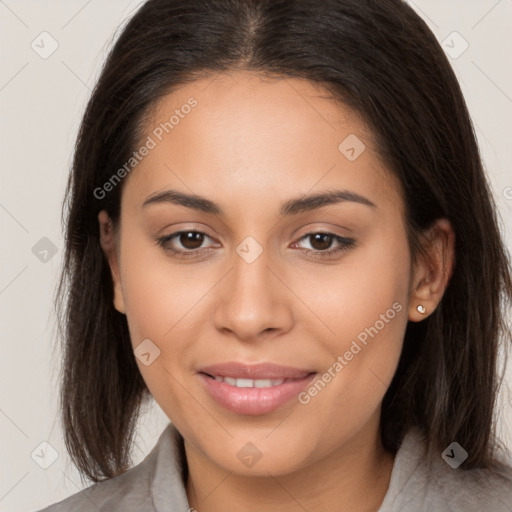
[311,233,332,250]
[181,232,204,249]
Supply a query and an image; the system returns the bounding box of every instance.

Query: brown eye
[156,230,218,257]
[292,231,356,258]
[178,231,205,250]
[308,233,334,251]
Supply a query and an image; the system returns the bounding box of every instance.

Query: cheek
[117,233,213,403]
[292,224,411,350]
[117,236,212,424]
[307,231,410,424]
[119,234,203,343]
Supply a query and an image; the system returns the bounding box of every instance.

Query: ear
[408,218,455,322]
[98,210,126,314]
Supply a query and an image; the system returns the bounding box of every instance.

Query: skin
[99,71,455,512]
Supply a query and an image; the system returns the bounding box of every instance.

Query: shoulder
[33,422,190,512]
[379,427,512,512]
[33,446,158,512]
[434,461,512,511]
[34,467,152,512]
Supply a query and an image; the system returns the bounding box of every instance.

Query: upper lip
[198,362,315,380]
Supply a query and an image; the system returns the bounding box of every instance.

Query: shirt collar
[149,422,190,511]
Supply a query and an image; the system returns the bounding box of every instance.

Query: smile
[197,362,317,415]
[209,376,288,387]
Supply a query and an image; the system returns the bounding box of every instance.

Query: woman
[37,0,512,510]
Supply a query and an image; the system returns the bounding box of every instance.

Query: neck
[184,423,395,512]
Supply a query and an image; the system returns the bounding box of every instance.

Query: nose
[212,247,294,342]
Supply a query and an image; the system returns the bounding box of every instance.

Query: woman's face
[100,71,418,475]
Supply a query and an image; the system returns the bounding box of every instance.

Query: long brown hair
[55,0,512,483]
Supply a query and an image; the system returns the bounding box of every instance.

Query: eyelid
[155,227,356,260]
[292,230,356,254]
[156,228,218,249]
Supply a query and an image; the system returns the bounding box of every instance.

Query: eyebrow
[142,188,376,216]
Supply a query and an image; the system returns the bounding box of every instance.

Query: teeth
[212,376,286,388]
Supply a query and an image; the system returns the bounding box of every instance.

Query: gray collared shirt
[34,422,512,511]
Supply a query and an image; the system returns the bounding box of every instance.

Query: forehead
[122,70,402,216]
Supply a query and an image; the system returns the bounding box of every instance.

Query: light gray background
[1,1,511,511]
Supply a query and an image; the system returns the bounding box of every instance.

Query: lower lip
[198,373,317,415]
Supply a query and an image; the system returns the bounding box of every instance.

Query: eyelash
[155,230,356,259]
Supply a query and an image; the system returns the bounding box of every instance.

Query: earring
[416,305,426,314]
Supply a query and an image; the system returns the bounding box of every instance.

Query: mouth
[203,375,301,388]
[197,362,317,415]
[198,361,314,379]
